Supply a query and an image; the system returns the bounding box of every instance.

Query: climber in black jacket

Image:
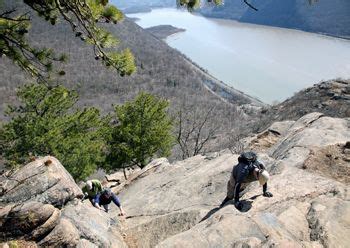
[220,151,273,210]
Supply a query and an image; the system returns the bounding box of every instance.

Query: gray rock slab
[0,156,82,207]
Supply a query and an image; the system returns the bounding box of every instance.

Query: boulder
[38,218,80,247]
[0,156,82,208]
[61,201,127,248]
[1,112,349,247]
[271,113,350,160]
[104,167,141,189]
[0,201,60,240]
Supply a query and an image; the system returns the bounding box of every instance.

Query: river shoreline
[125,7,350,41]
[128,8,350,103]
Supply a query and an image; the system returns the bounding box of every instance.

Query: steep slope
[0,1,265,160]
[241,0,350,38]
[252,79,350,132]
[0,156,128,247]
[0,1,261,119]
[200,0,350,38]
[113,112,350,247]
[2,112,349,247]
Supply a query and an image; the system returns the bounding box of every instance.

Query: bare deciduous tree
[227,132,245,155]
[176,105,219,159]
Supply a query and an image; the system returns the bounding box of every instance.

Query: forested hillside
[111,0,175,13]
[251,79,350,133]
[117,0,350,38]
[0,1,262,159]
[201,0,350,38]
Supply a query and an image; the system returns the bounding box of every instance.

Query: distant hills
[205,0,350,38]
[251,79,350,133]
[115,0,350,38]
[234,0,350,38]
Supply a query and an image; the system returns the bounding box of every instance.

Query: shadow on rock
[239,200,253,212]
[199,200,254,223]
[199,207,221,223]
[249,194,262,200]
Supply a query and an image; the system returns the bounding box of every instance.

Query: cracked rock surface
[0,157,127,247]
[117,113,350,248]
[1,112,349,247]
[0,156,82,207]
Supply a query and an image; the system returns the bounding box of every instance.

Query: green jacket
[82,179,103,198]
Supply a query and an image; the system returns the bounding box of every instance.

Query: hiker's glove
[263,191,273,197]
[234,201,243,211]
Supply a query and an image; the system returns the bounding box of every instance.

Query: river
[127,8,350,103]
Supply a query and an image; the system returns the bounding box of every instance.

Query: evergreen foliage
[178,0,222,9]
[0,0,225,178]
[0,0,223,81]
[107,92,174,169]
[0,83,110,180]
[0,0,136,81]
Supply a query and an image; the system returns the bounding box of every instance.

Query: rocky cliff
[251,79,350,133]
[117,112,350,247]
[0,157,128,247]
[1,112,349,247]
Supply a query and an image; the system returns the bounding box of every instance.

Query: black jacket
[231,160,265,202]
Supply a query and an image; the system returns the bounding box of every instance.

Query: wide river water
[128,8,350,103]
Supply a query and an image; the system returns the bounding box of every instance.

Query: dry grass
[252,79,350,133]
[302,143,350,184]
[248,130,281,152]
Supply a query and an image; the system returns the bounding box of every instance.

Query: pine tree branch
[243,0,258,11]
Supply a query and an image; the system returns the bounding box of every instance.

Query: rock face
[116,112,350,248]
[105,167,141,188]
[257,79,350,132]
[0,156,127,247]
[0,156,82,207]
[307,197,350,248]
[0,201,60,241]
[1,112,349,247]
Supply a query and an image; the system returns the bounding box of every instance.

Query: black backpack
[238,151,257,164]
